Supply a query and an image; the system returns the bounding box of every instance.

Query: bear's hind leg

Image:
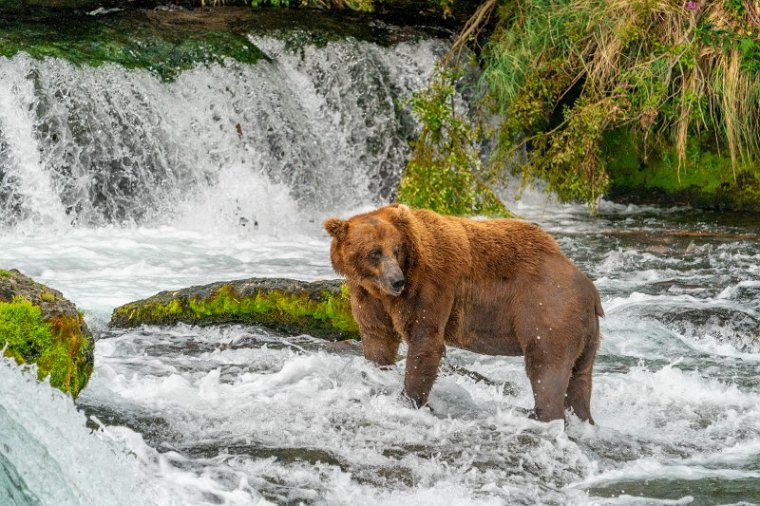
[564,339,598,424]
[525,353,573,422]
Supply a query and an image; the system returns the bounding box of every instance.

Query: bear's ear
[324,217,348,240]
[393,204,411,223]
[389,204,412,235]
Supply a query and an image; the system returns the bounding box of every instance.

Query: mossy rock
[20,0,118,7]
[0,5,267,82]
[0,269,94,398]
[110,277,359,340]
[0,4,455,82]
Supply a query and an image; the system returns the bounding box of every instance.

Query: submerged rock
[0,269,94,398]
[110,278,359,340]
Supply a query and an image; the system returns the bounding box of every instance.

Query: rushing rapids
[1,15,760,506]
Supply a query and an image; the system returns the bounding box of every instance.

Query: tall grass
[480,0,760,208]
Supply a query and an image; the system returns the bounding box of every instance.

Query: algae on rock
[603,128,760,211]
[0,269,94,398]
[110,277,359,340]
[0,5,266,81]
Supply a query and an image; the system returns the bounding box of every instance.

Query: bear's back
[411,210,564,279]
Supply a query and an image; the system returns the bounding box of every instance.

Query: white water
[2,33,760,506]
[0,36,442,231]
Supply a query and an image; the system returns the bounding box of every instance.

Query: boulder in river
[0,269,94,398]
[110,277,359,340]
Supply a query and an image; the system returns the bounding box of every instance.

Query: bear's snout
[378,258,405,296]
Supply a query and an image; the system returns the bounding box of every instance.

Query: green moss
[0,6,265,81]
[0,3,465,82]
[113,283,359,340]
[39,289,58,302]
[0,270,13,278]
[188,284,360,337]
[20,0,104,6]
[604,128,760,211]
[317,283,358,333]
[0,297,54,363]
[0,297,92,398]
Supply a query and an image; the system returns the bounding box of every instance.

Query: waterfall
[0,35,446,233]
[0,58,68,229]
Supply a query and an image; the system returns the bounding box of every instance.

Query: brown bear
[324,204,604,423]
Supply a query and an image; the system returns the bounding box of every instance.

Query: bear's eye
[369,249,382,262]
[392,245,400,257]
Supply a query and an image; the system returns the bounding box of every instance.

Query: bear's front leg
[349,284,401,366]
[403,329,445,408]
[400,288,453,408]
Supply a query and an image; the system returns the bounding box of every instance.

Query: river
[1,13,760,506]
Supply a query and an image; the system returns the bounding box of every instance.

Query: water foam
[0,356,161,506]
[78,325,597,505]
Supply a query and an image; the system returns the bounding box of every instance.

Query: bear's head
[324,204,414,297]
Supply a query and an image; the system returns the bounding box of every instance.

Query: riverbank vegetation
[397,67,510,216]
[402,0,760,213]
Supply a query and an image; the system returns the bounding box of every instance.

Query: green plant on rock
[0,7,266,82]
[188,284,359,335]
[398,66,509,216]
[113,283,359,340]
[251,0,291,7]
[0,297,55,364]
[0,297,91,398]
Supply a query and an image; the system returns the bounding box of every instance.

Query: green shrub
[398,67,509,216]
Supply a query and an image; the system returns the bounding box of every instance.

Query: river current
[1,19,760,506]
[2,199,759,505]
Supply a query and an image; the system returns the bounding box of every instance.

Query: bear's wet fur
[325,204,604,422]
